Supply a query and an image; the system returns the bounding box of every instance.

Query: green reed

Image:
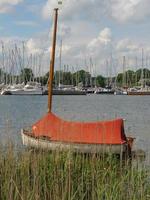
[0,146,149,200]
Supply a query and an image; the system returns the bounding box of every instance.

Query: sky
[1,0,150,76]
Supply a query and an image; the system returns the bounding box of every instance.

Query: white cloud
[110,0,150,23]
[42,0,107,21]
[0,0,23,13]
[26,38,42,54]
[40,0,150,75]
[116,38,140,53]
[42,0,150,23]
[86,28,112,64]
[88,28,112,48]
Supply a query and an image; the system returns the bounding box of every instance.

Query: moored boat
[21,8,134,157]
[1,82,43,95]
[21,113,132,154]
[114,89,127,95]
[95,88,115,95]
[43,87,86,95]
[127,87,150,95]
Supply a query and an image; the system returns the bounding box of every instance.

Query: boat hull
[95,91,115,95]
[43,89,86,95]
[21,130,128,154]
[1,90,43,95]
[127,91,150,95]
[114,91,127,95]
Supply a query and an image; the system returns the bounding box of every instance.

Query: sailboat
[21,8,134,156]
[127,49,150,95]
[114,56,128,95]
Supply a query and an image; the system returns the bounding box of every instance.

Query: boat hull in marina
[1,82,43,95]
[43,89,86,95]
[1,89,43,95]
[127,91,150,95]
[114,90,127,95]
[95,91,115,95]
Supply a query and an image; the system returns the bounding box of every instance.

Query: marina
[0,41,150,96]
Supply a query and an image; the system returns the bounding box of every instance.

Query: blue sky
[0,0,48,37]
[1,0,150,40]
[1,0,150,75]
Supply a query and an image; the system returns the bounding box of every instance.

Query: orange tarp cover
[32,113,127,145]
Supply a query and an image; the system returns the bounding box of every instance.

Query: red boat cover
[32,113,127,144]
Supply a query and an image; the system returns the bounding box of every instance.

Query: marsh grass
[0,145,150,200]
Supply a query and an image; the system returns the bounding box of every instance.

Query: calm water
[0,95,150,154]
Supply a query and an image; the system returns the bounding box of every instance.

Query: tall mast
[135,56,138,85]
[71,66,74,86]
[89,57,93,87]
[22,41,25,83]
[123,56,126,88]
[59,39,62,86]
[110,53,113,87]
[141,48,144,88]
[84,59,88,87]
[1,42,5,84]
[48,8,59,113]
[106,59,109,86]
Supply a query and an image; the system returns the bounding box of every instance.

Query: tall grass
[0,145,149,200]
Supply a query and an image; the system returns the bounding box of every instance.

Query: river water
[0,95,149,157]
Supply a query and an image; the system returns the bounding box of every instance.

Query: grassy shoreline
[0,146,150,200]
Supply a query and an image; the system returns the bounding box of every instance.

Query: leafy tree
[73,70,91,86]
[96,75,105,87]
[20,68,34,83]
[116,70,135,87]
[126,70,135,87]
[61,71,72,85]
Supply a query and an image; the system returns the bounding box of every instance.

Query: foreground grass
[0,146,149,200]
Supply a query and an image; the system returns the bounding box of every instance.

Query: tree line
[0,67,150,87]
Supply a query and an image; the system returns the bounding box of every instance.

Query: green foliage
[116,68,150,87]
[1,66,150,87]
[61,71,72,85]
[96,75,105,87]
[20,68,34,83]
[72,70,91,86]
[52,70,92,87]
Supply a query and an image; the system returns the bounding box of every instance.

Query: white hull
[114,91,127,95]
[11,90,42,95]
[1,89,43,95]
[21,130,127,154]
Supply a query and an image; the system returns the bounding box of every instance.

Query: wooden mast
[48,8,58,113]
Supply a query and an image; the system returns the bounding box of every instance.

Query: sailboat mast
[1,42,5,84]
[59,39,62,86]
[123,56,126,88]
[48,8,58,113]
[141,48,144,88]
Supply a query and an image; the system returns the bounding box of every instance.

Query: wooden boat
[21,8,134,156]
[127,90,150,95]
[22,112,134,154]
